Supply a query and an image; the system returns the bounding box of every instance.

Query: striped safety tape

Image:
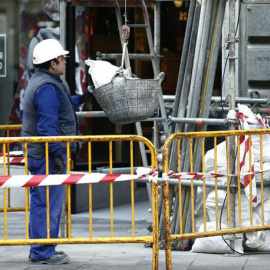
[0,168,158,188]
[0,151,24,164]
[163,169,270,180]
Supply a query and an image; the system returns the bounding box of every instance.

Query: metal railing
[162,129,270,270]
[0,135,159,270]
[0,124,23,212]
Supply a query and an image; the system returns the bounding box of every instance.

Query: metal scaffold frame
[60,0,248,251]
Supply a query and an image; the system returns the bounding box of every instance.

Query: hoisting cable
[120,0,131,71]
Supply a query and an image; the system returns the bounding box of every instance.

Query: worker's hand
[79,90,93,104]
[53,154,65,174]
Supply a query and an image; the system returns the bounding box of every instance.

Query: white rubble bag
[193,104,270,253]
[206,189,228,225]
[204,141,227,174]
[235,192,266,249]
[191,222,243,254]
[85,59,131,89]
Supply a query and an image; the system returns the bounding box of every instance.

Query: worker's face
[51,55,66,75]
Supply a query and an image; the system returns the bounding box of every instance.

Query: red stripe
[0,176,12,187]
[239,135,245,144]
[99,174,121,182]
[10,157,24,163]
[243,167,255,189]
[243,175,250,188]
[240,137,250,168]
[213,173,225,178]
[62,174,84,185]
[23,175,47,187]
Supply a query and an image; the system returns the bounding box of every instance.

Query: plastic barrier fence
[0,135,159,270]
[162,129,270,270]
[0,124,23,212]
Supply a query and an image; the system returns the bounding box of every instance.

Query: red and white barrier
[0,167,158,188]
[0,151,24,164]
[163,168,270,180]
[227,104,270,203]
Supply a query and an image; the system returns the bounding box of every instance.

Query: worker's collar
[37,68,62,82]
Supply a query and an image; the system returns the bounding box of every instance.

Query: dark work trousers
[28,153,67,260]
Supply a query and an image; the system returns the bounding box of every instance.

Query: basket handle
[156,72,165,85]
[120,42,129,70]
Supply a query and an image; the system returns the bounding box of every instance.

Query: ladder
[97,0,170,168]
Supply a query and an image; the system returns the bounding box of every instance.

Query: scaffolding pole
[228,0,237,251]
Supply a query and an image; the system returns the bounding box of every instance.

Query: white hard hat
[33,39,69,65]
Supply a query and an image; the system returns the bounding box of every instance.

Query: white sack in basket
[85,59,132,89]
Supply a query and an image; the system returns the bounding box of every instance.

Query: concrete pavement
[0,201,270,269]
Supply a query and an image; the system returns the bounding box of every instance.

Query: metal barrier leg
[163,180,172,270]
[152,182,159,270]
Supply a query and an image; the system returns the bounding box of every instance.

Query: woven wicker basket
[92,72,165,125]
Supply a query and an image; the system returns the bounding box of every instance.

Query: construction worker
[22,39,92,264]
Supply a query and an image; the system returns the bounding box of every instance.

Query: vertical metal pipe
[67,142,71,239]
[249,135,253,227]
[65,4,76,95]
[198,0,226,121]
[3,143,7,240]
[152,181,159,270]
[189,139,195,233]
[186,0,207,120]
[151,145,159,270]
[45,143,50,239]
[135,122,152,208]
[60,0,67,82]
[6,130,10,208]
[59,1,67,234]
[24,143,29,239]
[154,1,161,73]
[237,136,242,227]
[171,0,196,128]
[173,1,201,135]
[192,0,219,170]
[202,138,207,232]
[163,179,172,270]
[152,1,170,138]
[88,142,93,238]
[228,0,237,250]
[130,141,135,238]
[260,135,265,225]
[190,0,214,122]
[226,137,231,228]
[168,2,201,239]
[179,0,213,243]
[214,137,219,230]
[109,141,114,237]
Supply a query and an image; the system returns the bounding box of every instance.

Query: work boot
[28,251,65,262]
[29,252,70,265]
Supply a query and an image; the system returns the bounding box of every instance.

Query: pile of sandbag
[192,104,270,254]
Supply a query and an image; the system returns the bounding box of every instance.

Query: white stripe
[76,173,107,184]
[39,174,69,186]
[1,175,32,188]
[0,157,25,164]
[114,174,138,182]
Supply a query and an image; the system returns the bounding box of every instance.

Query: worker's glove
[53,154,65,174]
[79,90,93,104]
